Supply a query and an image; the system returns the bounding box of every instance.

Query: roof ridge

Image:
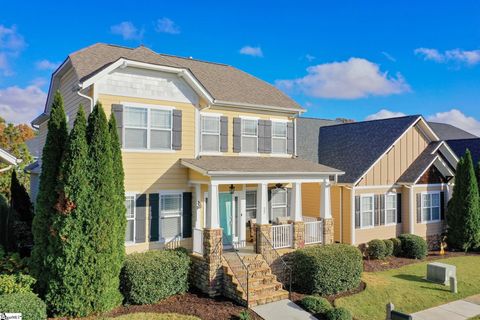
[446,137,480,142]
[158,52,230,67]
[321,114,421,129]
[299,116,341,121]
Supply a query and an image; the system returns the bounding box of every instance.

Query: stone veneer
[292,221,305,249]
[323,218,334,244]
[255,224,272,255]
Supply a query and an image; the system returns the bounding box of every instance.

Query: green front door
[219,193,233,245]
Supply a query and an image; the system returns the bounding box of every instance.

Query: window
[125,195,135,243]
[422,192,440,222]
[201,115,220,152]
[241,119,258,153]
[272,122,287,154]
[246,190,257,220]
[360,195,374,228]
[271,188,288,222]
[385,194,397,224]
[160,193,183,241]
[124,106,172,150]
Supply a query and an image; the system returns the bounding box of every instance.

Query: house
[297,116,459,249]
[0,148,21,173]
[445,138,480,165]
[30,43,343,307]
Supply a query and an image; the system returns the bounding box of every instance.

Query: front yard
[336,255,480,320]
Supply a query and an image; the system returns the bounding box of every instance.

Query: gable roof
[428,122,477,140]
[61,43,302,112]
[446,138,480,165]
[397,142,442,184]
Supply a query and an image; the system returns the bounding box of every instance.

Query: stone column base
[255,224,272,254]
[323,218,334,245]
[291,221,305,249]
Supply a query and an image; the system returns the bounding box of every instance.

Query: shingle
[397,142,441,184]
[446,138,480,164]
[67,43,302,111]
[428,122,477,140]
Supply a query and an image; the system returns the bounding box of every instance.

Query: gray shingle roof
[67,43,302,111]
[297,115,421,183]
[428,122,477,140]
[446,138,480,164]
[181,156,342,175]
[397,142,441,184]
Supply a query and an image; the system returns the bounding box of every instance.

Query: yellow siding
[331,186,341,242]
[301,183,321,218]
[342,187,352,244]
[402,186,411,233]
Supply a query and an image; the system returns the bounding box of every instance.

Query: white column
[194,184,202,229]
[320,181,332,219]
[350,187,356,245]
[409,186,415,234]
[206,183,220,229]
[291,182,303,222]
[257,183,269,224]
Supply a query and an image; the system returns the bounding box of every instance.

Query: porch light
[229,184,236,194]
[275,183,284,189]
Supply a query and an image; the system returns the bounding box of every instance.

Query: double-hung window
[271,188,288,222]
[124,106,172,150]
[385,194,397,225]
[360,195,374,228]
[421,192,440,222]
[241,119,258,153]
[246,190,257,221]
[125,195,135,243]
[160,193,183,241]
[272,121,287,154]
[201,115,220,152]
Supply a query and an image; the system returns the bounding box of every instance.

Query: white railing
[305,221,323,244]
[272,224,293,249]
[193,228,203,255]
[303,216,318,222]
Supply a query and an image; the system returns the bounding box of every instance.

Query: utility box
[427,262,456,285]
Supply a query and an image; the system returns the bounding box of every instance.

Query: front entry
[219,192,237,246]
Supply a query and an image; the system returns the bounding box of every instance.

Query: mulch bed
[290,281,366,306]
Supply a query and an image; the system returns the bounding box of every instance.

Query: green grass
[336,256,480,320]
[104,313,200,320]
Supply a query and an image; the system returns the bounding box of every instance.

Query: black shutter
[172,109,182,150]
[149,194,159,242]
[440,191,445,220]
[220,116,228,152]
[264,120,272,153]
[182,192,193,238]
[374,195,381,226]
[416,193,422,223]
[111,104,123,147]
[135,194,147,243]
[268,189,272,222]
[397,193,402,223]
[355,196,360,229]
[233,118,241,153]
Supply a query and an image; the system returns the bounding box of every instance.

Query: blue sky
[1,1,480,134]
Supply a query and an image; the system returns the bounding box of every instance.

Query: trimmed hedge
[398,234,427,259]
[390,238,402,257]
[120,249,190,305]
[300,295,332,315]
[326,307,352,320]
[366,239,386,259]
[0,292,47,320]
[383,239,394,257]
[0,274,35,295]
[291,244,362,295]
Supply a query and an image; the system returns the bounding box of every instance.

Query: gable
[417,164,447,184]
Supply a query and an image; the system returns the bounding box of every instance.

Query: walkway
[412,294,480,320]
[252,299,316,320]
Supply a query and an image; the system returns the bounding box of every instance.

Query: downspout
[76,84,94,112]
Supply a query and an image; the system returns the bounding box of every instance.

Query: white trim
[158,190,185,243]
[200,112,223,117]
[200,114,221,153]
[359,194,375,229]
[212,99,304,114]
[271,120,288,155]
[239,115,260,120]
[121,101,176,110]
[194,106,201,157]
[198,151,223,156]
[269,118,290,123]
[125,193,137,245]
[420,191,441,223]
[241,118,258,153]
[239,152,261,157]
[412,183,446,188]
[122,149,176,154]
[354,184,401,190]
[0,149,21,166]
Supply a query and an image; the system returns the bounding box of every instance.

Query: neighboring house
[30,43,343,306]
[428,122,477,140]
[297,116,459,248]
[445,138,480,165]
[0,148,21,173]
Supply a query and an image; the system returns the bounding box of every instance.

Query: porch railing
[271,224,293,249]
[193,228,203,255]
[305,220,323,244]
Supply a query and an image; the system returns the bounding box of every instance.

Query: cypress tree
[10,170,34,256]
[85,103,122,312]
[31,91,68,295]
[46,107,93,317]
[447,150,480,251]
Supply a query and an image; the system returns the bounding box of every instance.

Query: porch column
[320,181,334,244]
[206,183,220,229]
[291,182,303,222]
[256,183,269,224]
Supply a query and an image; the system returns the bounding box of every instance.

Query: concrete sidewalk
[252,299,316,320]
[412,294,480,320]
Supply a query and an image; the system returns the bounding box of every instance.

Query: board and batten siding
[301,183,321,218]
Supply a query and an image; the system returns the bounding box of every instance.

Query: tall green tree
[0,194,9,248]
[45,108,93,317]
[447,150,480,251]
[10,170,34,256]
[31,91,68,295]
[84,103,123,312]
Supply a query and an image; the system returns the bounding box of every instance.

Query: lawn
[336,255,480,320]
[103,313,200,320]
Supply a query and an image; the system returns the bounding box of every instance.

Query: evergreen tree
[447,150,480,251]
[0,194,9,248]
[31,91,68,295]
[45,108,93,317]
[85,103,122,312]
[10,170,34,256]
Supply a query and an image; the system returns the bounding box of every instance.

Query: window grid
[271,188,288,222]
[246,190,257,220]
[271,121,287,154]
[201,115,221,152]
[241,119,258,153]
[421,192,441,222]
[160,193,183,241]
[125,195,135,243]
[385,194,397,225]
[360,195,374,228]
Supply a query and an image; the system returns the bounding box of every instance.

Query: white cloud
[276,57,410,99]
[239,46,263,57]
[427,109,480,136]
[0,24,26,76]
[415,47,480,66]
[155,18,180,34]
[305,54,315,62]
[365,109,406,120]
[381,51,396,62]
[110,21,144,40]
[0,85,47,124]
[35,59,60,71]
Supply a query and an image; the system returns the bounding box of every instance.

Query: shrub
[366,239,386,259]
[300,295,332,315]
[390,238,402,256]
[383,239,394,257]
[238,310,251,320]
[291,244,362,295]
[120,249,190,305]
[0,251,29,274]
[398,234,428,259]
[0,292,47,320]
[0,274,35,294]
[326,307,352,320]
